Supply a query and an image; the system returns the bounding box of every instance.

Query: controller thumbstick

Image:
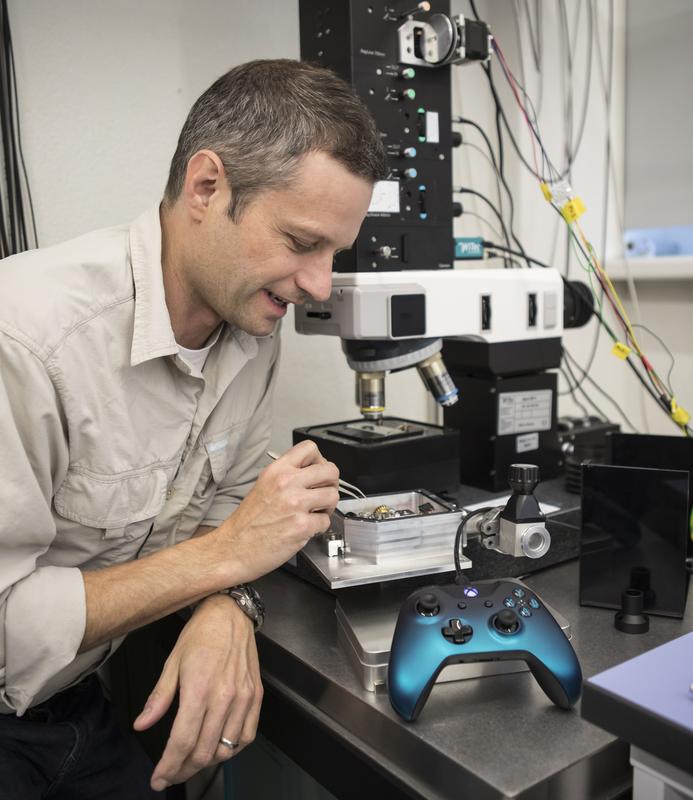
[416,593,440,616]
[494,608,520,634]
[508,463,540,494]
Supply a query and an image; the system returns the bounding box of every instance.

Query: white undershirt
[177,327,222,378]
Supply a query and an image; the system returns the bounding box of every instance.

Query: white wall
[9,0,431,454]
[9,0,693,449]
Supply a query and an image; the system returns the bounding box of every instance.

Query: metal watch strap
[220,583,265,630]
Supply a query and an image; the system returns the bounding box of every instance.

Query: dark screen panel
[608,432,693,555]
[580,464,689,618]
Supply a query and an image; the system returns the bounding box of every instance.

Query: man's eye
[289,237,316,253]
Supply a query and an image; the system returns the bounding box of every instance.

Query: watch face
[231,585,264,628]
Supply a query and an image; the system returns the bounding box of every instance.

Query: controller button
[512,587,526,598]
[503,596,516,608]
[493,609,520,634]
[457,602,467,610]
[416,593,440,616]
[442,618,474,644]
[529,597,540,609]
[484,600,494,608]
[463,586,479,598]
[519,606,532,618]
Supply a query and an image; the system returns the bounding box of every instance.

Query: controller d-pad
[442,618,473,644]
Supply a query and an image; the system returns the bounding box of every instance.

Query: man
[0,58,388,796]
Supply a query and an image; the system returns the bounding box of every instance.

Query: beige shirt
[0,205,280,714]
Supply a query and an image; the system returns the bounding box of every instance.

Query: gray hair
[164,59,389,219]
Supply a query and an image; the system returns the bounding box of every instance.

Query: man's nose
[297,255,334,303]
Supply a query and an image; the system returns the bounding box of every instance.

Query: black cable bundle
[0,0,37,257]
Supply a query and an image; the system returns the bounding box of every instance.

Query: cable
[458,208,504,244]
[630,323,677,396]
[0,0,37,256]
[562,347,638,432]
[453,117,532,269]
[454,511,471,581]
[561,353,609,421]
[481,22,689,434]
[559,365,591,418]
[479,240,691,434]
[453,187,511,252]
[454,508,495,582]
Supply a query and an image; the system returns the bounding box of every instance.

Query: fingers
[292,461,340,490]
[305,486,340,514]
[275,439,327,469]
[237,638,264,748]
[190,674,254,770]
[215,636,263,762]
[150,687,207,790]
[133,657,179,732]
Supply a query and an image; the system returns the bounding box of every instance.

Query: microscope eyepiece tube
[416,352,459,407]
[356,372,386,419]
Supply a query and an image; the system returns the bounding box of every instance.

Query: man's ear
[182,149,228,222]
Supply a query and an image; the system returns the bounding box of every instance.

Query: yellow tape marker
[670,401,691,427]
[611,342,632,360]
[540,182,553,202]
[561,197,587,223]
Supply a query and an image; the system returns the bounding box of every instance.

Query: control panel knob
[376,245,393,258]
[402,146,417,159]
[416,592,440,616]
[400,67,416,80]
[493,609,520,634]
[508,464,540,494]
[403,167,418,179]
[400,88,416,101]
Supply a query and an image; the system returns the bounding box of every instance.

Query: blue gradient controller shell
[388,580,583,721]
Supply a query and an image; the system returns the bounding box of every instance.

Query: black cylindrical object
[563,280,594,329]
[614,588,649,634]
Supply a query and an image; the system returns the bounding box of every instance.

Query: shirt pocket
[202,422,249,488]
[54,467,169,541]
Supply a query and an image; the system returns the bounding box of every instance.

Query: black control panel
[299,0,453,272]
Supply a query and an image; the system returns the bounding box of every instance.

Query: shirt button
[166,487,176,500]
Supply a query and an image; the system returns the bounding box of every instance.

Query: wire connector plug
[670,399,691,427]
[611,341,632,360]
[560,197,587,223]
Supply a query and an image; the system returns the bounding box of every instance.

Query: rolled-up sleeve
[0,332,85,714]
[201,335,281,529]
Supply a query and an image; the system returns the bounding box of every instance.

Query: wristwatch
[220,584,265,630]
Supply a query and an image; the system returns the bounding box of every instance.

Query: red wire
[492,40,541,176]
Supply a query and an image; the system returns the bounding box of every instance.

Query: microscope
[295,0,592,495]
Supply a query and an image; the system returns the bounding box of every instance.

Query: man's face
[187,151,374,337]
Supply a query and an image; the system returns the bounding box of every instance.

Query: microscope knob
[508,463,540,494]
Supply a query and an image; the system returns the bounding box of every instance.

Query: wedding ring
[219,736,238,750]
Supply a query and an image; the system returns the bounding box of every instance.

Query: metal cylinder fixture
[356,372,385,419]
[416,352,459,407]
[520,524,551,559]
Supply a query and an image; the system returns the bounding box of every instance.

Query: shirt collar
[129,204,178,367]
[128,204,261,368]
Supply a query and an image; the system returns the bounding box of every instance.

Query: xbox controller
[388,580,582,721]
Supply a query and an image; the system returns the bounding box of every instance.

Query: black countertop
[255,557,692,800]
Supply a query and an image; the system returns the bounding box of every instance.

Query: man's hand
[214,440,340,582]
[133,594,262,792]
